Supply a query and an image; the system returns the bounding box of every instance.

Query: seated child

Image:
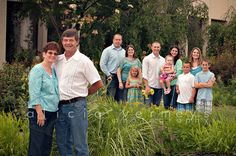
[160,55,176,95]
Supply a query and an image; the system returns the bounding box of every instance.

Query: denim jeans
[56,98,88,156]
[28,109,57,156]
[144,88,163,106]
[163,85,178,109]
[107,74,120,101]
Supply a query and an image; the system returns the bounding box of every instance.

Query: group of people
[27,30,215,156]
[100,34,215,114]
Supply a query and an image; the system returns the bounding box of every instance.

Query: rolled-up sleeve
[28,67,43,107]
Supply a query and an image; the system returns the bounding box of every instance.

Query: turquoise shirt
[28,64,59,112]
[191,66,202,76]
[195,70,215,101]
[100,44,125,76]
[119,58,142,82]
[171,59,183,86]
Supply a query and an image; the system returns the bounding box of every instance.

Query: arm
[100,49,111,77]
[189,88,196,103]
[117,67,124,89]
[88,80,104,95]
[176,85,180,94]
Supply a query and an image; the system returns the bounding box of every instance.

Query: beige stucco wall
[0,0,7,67]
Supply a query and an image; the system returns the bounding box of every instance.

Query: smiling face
[151,42,161,56]
[182,63,191,74]
[127,47,135,57]
[130,67,139,77]
[62,36,78,53]
[170,47,179,58]
[201,60,210,72]
[113,34,122,48]
[43,50,58,63]
[165,55,174,65]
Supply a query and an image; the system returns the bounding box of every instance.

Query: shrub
[0,63,29,118]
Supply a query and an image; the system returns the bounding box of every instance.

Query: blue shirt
[195,70,215,101]
[28,64,59,112]
[100,44,125,76]
[191,66,202,76]
[119,58,142,82]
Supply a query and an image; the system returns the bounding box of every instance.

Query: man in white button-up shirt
[142,41,165,106]
[54,29,103,156]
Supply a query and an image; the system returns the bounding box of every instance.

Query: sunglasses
[47,51,58,55]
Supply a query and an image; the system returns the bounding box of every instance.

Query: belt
[59,97,85,105]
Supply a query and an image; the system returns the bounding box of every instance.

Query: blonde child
[160,55,176,95]
[125,66,142,103]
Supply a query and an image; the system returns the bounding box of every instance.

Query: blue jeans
[107,74,120,101]
[56,98,88,156]
[177,103,193,111]
[144,88,163,106]
[163,85,178,109]
[28,109,57,156]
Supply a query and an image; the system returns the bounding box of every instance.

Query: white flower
[69,4,77,10]
[115,9,120,14]
[115,0,121,2]
[92,29,98,35]
[59,1,63,5]
[128,4,134,8]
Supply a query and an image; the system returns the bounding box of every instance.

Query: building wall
[0,0,7,67]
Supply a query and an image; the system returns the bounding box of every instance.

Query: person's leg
[70,99,89,156]
[107,74,119,101]
[163,92,171,109]
[196,100,204,113]
[28,109,45,156]
[153,88,163,106]
[170,85,178,108]
[205,101,212,115]
[42,111,57,156]
[160,80,166,93]
[177,103,185,111]
[165,80,171,94]
[56,106,73,156]
[185,103,193,111]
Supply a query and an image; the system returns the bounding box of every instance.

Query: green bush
[213,77,236,106]
[0,112,28,156]
[0,63,29,118]
[0,97,236,155]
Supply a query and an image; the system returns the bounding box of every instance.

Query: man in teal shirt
[100,34,125,101]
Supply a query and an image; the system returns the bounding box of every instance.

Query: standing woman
[163,46,182,109]
[28,42,60,156]
[189,47,203,76]
[117,44,142,102]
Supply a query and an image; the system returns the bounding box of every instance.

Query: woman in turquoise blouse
[163,46,183,109]
[117,44,142,102]
[28,42,60,156]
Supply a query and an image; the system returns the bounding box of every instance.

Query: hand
[119,82,124,89]
[189,97,194,103]
[37,111,45,127]
[107,75,112,81]
[145,86,151,95]
[176,89,180,94]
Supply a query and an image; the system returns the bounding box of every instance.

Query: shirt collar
[111,44,123,51]
[151,52,160,58]
[58,49,81,61]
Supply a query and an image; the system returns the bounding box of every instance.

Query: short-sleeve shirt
[176,73,195,104]
[195,70,215,101]
[28,64,59,112]
[119,58,142,82]
[54,50,101,100]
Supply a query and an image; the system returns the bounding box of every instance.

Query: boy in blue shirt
[195,59,215,115]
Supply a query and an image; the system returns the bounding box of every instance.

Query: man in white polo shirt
[54,29,103,156]
[142,41,165,106]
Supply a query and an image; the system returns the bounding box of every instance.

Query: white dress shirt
[54,50,101,100]
[142,53,165,88]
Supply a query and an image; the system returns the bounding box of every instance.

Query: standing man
[142,41,165,106]
[100,34,125,101]
[55,29,103,156]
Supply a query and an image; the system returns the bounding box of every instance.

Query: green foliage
[0,98,236,155]
[0,112,28,156]
[0,63,29,118]
[213,77,236,106]
[210,52,236,84]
